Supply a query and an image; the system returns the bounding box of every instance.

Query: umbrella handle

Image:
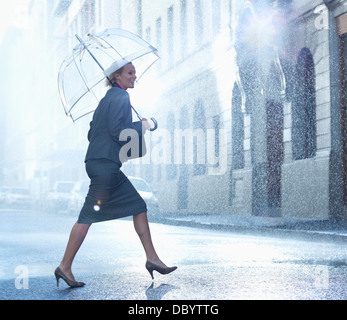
[149,117,158,132]
[133,106,158,131]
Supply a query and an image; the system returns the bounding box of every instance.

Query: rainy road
[0,209,347,300]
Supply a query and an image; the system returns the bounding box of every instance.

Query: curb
[150,213,347,243]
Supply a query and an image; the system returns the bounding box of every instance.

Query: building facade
[126,0,347,221]
[2,0,346,220]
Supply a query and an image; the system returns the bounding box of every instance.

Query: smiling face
[115,63,137,90]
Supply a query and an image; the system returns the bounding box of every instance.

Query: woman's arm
[109,91,144,146]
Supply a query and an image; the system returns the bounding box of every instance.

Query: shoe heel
[145,262,154,280]
[148,268,154,280]
[54,271,60,287]
[145,261,177,279]
[54,267,85,288]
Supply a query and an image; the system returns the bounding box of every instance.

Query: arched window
[292,47,316,160]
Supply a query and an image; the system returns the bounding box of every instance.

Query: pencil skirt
[77,159,147,224]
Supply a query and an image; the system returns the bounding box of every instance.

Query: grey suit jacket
[85,86,144,166]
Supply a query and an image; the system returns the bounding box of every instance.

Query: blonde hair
[106,62,133,87]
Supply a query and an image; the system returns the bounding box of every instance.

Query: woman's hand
[141,118,150,131]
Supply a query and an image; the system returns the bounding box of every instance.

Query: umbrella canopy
[58,28,159,122]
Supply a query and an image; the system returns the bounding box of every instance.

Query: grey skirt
[78,159,147,224]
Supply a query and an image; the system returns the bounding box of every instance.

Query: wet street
[0,209,347,300]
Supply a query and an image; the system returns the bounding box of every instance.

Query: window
[156,17,162,50]
[338,14,347,204]
[137,0,143,37]
[193,100,206,175]
[266,99,284,208]
[292,47,316,160]
[194,0,203,46]
[166,112,177,180]
[178,107,189,210]
[145,26,151,43]
[231,83,245,170]
[167,6,174,65]
[81,0,96,33]
[212,0,221,36]
[180,0,187,58]
[340,35,347,114]
[155,17,162,69]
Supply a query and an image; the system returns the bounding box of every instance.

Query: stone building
[2,0,346,220]
[127,0,347,221]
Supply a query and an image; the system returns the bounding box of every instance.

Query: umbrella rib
[72,47,105,110]
[76,34,106,73]
[96,37,124,59]
[136,58,159,82]
[75,34,114,85]
[71,109,95,122]
[59,29,160,122]
[68,77,104,114]
[72,49,91,94]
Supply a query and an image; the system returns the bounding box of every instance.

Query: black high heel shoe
[145,261,177,280]
[54,267,85,288]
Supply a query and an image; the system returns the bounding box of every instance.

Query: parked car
[5,187,33,209]
[65,177,159,215]
[67,180,90,214]
[47,181,76,213]
[128,176,160,214]
[0,186,11,207]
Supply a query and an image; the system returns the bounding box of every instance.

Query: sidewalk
[153,212,347,241]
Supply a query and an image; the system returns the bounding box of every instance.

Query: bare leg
[58,222,91,281]
[133,212,167,267]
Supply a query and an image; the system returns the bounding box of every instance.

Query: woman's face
[115,63,137,90]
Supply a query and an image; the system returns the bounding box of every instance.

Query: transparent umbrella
[58,28,159,129]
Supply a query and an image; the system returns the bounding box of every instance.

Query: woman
[54,62,177,287]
